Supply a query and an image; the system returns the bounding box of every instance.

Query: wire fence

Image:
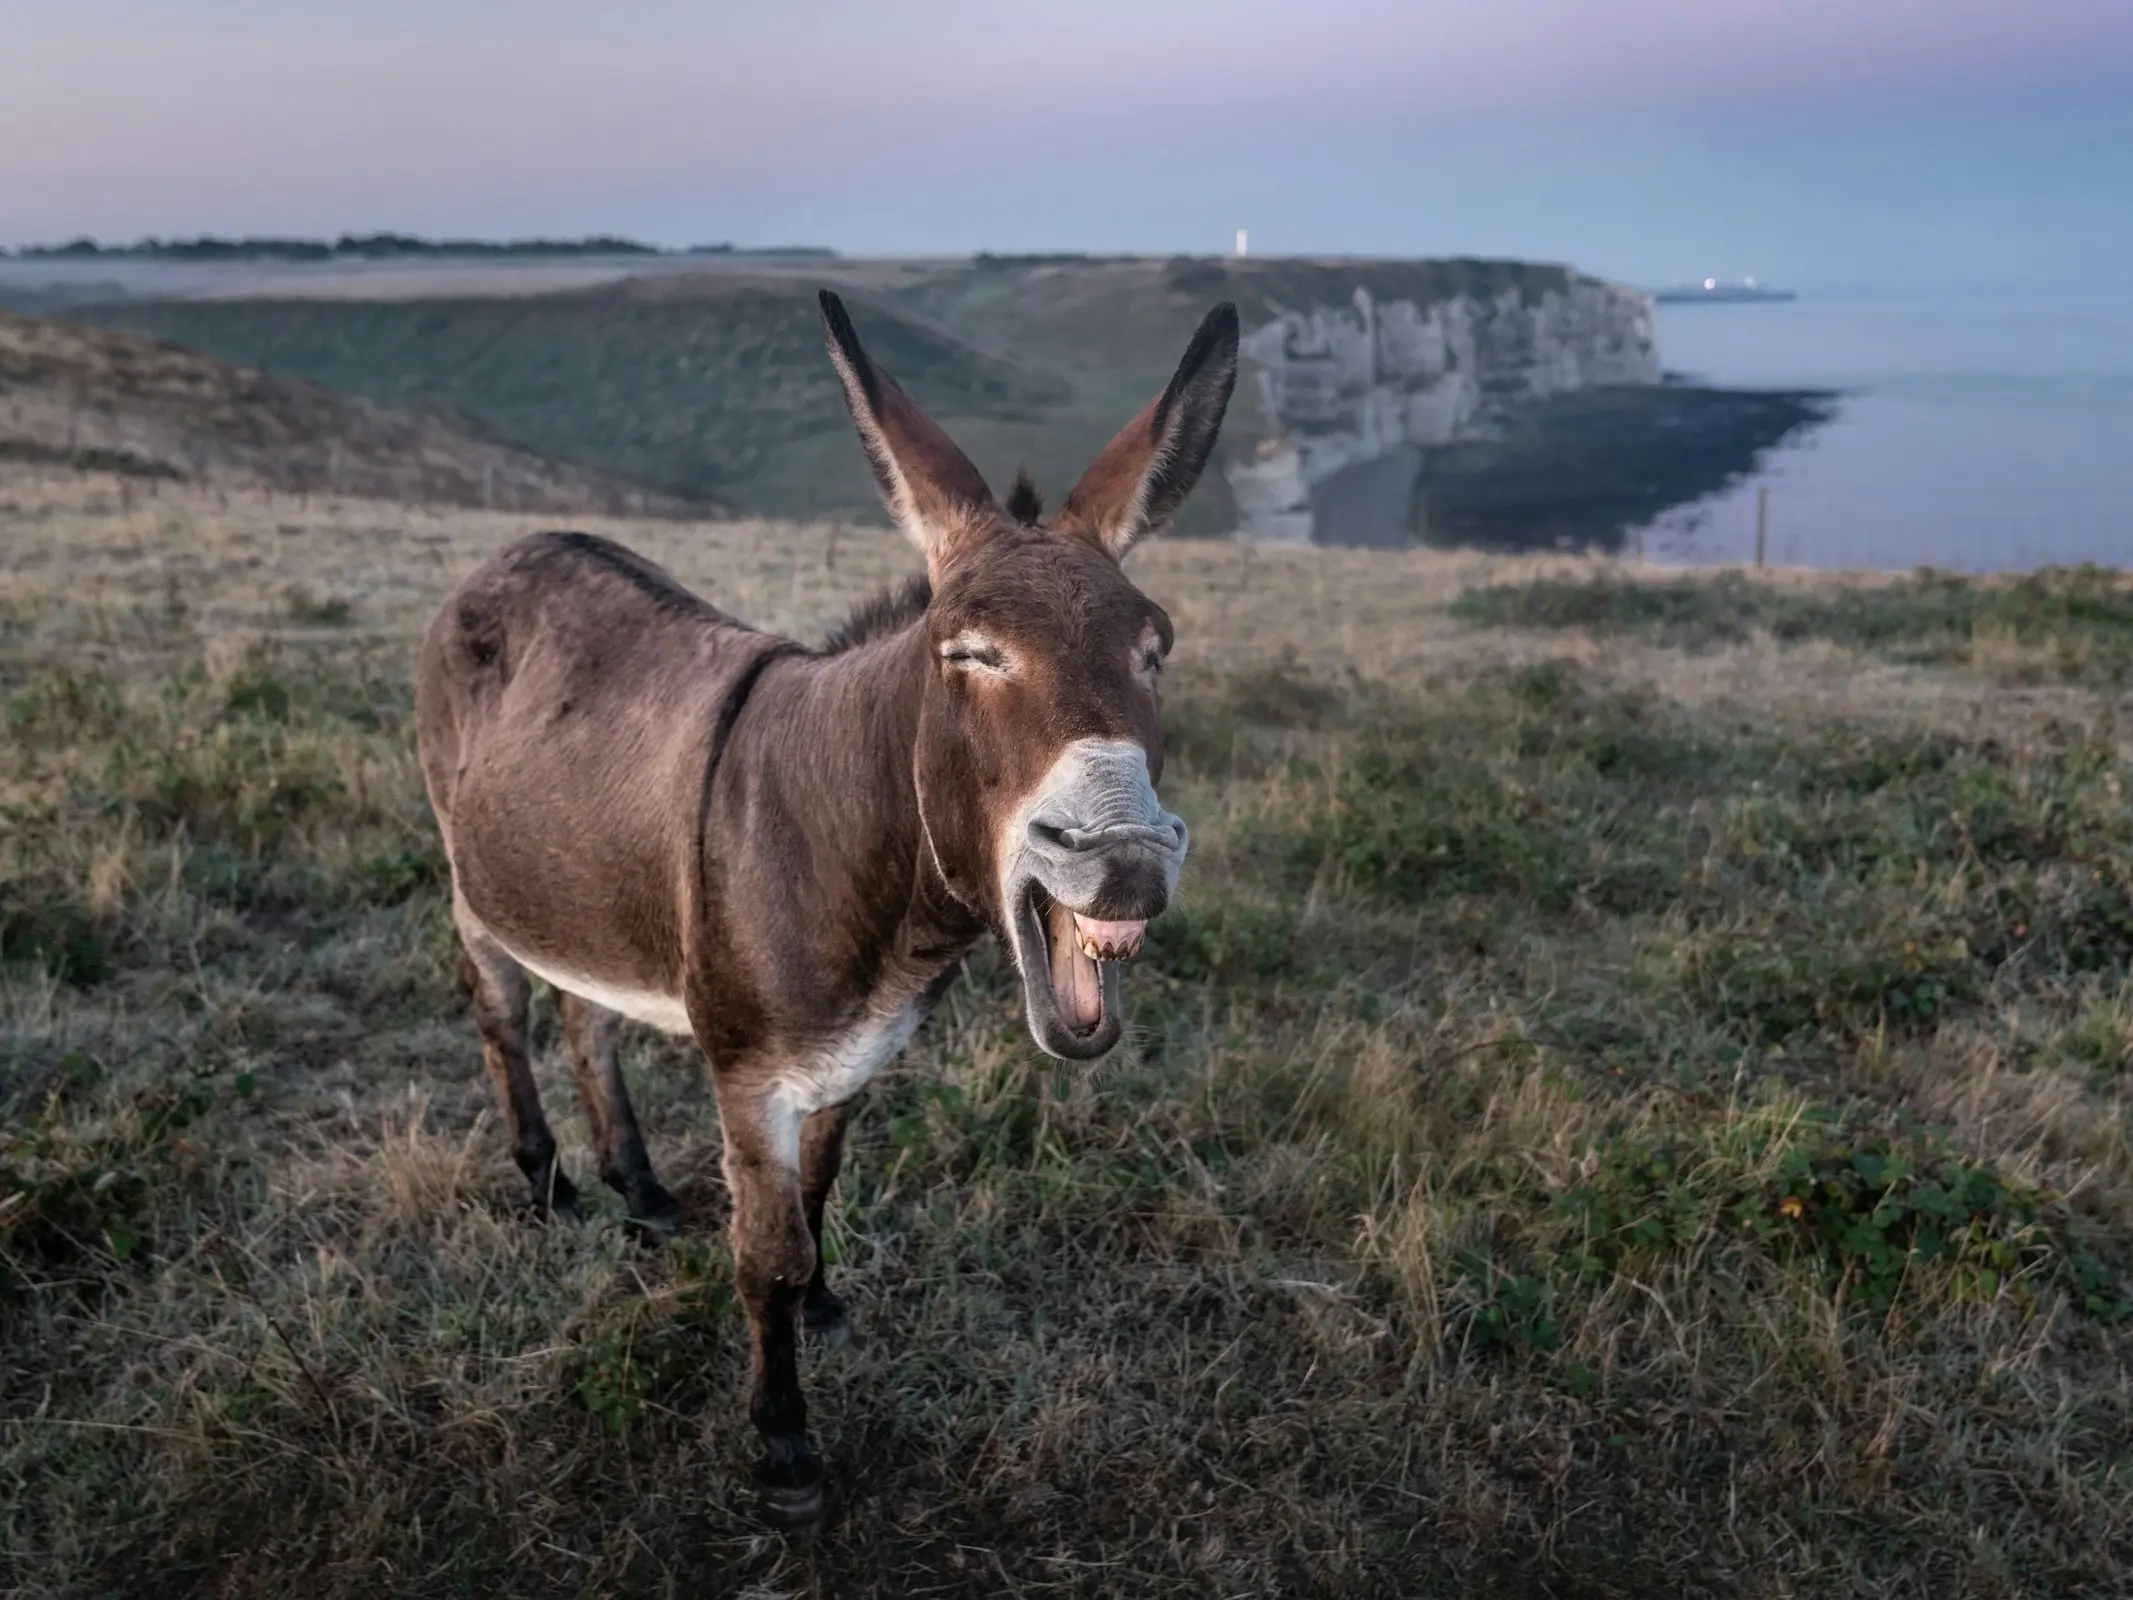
[1633,479,2133,574]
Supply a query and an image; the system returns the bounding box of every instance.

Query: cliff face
[1224,276,1659,544]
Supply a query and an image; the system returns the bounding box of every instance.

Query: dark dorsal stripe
[547,530,728,622]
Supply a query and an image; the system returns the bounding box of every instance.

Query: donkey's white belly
[766,1000,926,1166]
[502,933,924,1167]
[506,947,697,1036]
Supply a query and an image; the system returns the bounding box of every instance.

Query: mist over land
[8,1,2130,297]
[2,233,834,261]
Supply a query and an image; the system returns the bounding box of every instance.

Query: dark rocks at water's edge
[1299,383,1838,553]
[1399,383,1836,554]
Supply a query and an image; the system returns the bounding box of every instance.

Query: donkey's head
[821,290,1237,1059]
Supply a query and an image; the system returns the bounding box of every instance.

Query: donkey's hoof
[604,1172,683,1243]
[755,1470,829,1535]
[527,1171,582,1223]
[803,1290,853,1348]
[624,1188,684,1244]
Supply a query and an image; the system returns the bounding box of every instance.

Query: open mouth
[1013,884,1146,1059]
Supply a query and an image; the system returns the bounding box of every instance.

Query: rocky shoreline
[1410,381,1839,553]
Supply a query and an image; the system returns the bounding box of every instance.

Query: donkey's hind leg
[454,896,579,1218]
[560,992,681,1238]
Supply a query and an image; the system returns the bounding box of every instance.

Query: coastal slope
[0,310,669,513]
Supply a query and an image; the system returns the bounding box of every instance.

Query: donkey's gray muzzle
[1017,742,1189,922]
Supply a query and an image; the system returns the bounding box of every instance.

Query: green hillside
[78,280,1075,520]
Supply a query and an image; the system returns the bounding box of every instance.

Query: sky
[4,0,2131,291]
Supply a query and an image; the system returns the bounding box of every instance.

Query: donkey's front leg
[717,1086,825,1531]
[798,1103,853,1346]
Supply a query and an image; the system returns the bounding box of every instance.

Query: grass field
[3,473,2130,1597]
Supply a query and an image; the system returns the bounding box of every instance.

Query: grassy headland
[3,478,2129,1596]
[59,255,1817,545]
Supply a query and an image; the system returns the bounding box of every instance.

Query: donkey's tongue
[1043,902,1106,1032]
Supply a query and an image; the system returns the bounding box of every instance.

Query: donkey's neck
[730,618,977,970]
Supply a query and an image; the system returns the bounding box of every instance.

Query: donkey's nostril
[1051,821,1183,853]
[1029,821,1076,855]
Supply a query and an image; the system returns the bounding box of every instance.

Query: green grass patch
[0,1069,216,1292]
[0,885,111,987]
[1559,1117,2128,1321]
[1203,658,2133,1051]
[78,287,1071,515]
[1455,565,2133,684]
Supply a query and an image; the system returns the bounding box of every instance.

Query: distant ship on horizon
[1654,276,1797,305]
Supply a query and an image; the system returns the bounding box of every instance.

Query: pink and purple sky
[4,0,2129,290]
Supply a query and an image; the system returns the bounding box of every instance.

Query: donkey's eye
[940,639,1006,671]
[1138,647,1165,679]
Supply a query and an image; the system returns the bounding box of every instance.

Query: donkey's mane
[819,573,932,654]
[1004,470,1044,527]
[819,472,1047,655]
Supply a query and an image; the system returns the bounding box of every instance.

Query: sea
[1639,288,2133,573]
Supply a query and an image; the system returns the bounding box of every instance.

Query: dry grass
[3,469,2131,1597]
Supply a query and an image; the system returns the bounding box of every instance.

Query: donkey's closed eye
[940,637,1007,670]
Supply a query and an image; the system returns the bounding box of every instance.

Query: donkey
[415,290,1236,1528]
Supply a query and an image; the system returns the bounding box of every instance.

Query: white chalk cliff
[1223,278,1658,544]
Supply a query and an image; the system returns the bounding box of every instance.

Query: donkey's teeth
[1071,914,1146,963]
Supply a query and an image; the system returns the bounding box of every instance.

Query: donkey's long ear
[820,290,997,576]
[1057,302,1239,560]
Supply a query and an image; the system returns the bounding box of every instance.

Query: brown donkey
[416,291,1238,1528]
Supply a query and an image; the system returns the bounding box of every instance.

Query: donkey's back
[417,529,778,1027]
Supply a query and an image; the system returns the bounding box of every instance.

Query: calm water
[1641,289,2133,572]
